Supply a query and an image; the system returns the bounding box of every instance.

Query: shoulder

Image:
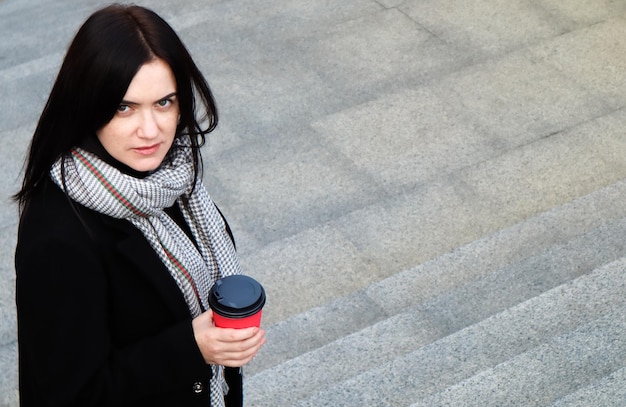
[18,176,99,242]
[14,176,111,296]
[15,176,131,266]
[15,175,142,284]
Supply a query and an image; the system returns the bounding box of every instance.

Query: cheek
[161,111,180,134]
[97,122,125,147]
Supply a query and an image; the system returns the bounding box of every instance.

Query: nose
[137,110,159,139]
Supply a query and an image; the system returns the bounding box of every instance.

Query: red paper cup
[208,275,266,329]
[212,309,264,329]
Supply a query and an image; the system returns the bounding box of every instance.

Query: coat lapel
[103,217,193,320]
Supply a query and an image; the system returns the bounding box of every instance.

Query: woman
[14,4,265,406]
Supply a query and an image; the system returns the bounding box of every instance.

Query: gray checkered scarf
[49,139,240,407]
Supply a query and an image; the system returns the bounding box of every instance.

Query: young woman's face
[97,58,179,172]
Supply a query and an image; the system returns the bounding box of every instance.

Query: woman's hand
[192,310,266,367]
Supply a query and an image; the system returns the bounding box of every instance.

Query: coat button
[192,381,204,394]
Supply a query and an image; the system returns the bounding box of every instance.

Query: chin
[129,158,165,172]
[139,164,162,172]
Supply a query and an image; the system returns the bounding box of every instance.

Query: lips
[133,143,160,155]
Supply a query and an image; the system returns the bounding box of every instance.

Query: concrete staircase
[243,178,626,406]
[2,0,626,406]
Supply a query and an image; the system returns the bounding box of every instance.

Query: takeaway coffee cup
[208,275,266,329]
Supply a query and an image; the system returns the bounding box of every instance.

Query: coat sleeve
[15,199,212,406]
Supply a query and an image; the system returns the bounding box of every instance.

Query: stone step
[247,177,626,375]
[0,341,18,407]
[410,308,626,407]
[241,110,626,329]
[245,256,626,406]
[551,367,626,407]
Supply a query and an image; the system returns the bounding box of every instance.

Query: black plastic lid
[208,275,266,319]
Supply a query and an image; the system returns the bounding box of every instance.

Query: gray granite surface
[1,0,626,406]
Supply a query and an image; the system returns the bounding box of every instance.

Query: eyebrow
[120,92,178,106]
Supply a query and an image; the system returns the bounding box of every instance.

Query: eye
[156,94,177,109]
[117,104,131,113]
[157,98,172,108]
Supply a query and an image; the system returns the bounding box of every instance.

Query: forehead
[123,58,176,100]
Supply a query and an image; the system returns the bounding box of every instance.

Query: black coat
[15,176,242,407]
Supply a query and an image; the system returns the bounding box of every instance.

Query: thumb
[197,309,215,327]
[206,309,216,326]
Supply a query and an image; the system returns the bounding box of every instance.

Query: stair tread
[551,367,626,407]
[246,257,626,406]
[410,308,626,407]
[249,178,626,375]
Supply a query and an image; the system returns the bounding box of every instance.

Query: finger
[215,327,264,343]
[216,330,265,355]
[212,333,266,365]
[217,345,263,367]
